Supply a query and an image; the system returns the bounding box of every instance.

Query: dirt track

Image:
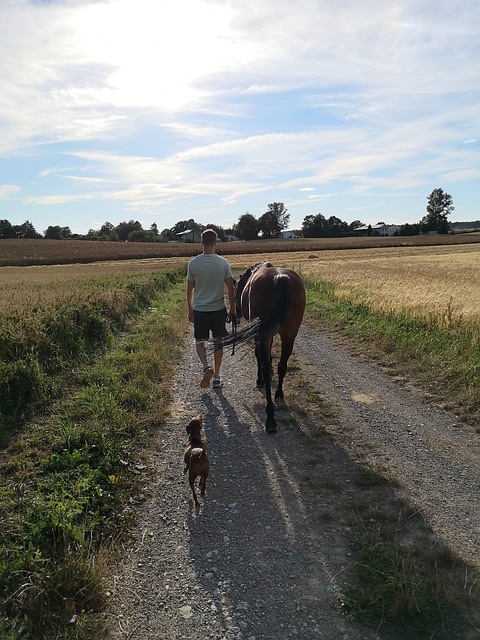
[107,322,480,640]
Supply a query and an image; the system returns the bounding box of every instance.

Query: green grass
[0,271,180,437]
[0,270,187,639]
[343,504,479,639]
[305,278,480,429]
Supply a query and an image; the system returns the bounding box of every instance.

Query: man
[186,229,236,389]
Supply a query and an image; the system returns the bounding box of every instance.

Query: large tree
[0,219,15,239]
[233,213,259,240]
[116,220,143,241]
[258,203,289,238]
[13,220,42,239]
[302,213,332,237]
[421,188,454,234]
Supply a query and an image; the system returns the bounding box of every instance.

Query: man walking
[186,229,236,388]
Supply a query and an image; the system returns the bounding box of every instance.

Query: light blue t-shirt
[187,253,233,312]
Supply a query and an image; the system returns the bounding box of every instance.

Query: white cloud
[0,184,21,199]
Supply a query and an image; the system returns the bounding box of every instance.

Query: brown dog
[183,415,209,506]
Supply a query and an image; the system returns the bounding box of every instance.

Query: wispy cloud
[0,184,21,199]
[0,0,479,231]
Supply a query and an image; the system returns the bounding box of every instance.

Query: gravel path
[294,326,480,570]
[108,322,480,640]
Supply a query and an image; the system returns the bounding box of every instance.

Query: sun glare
[71,0,241,110]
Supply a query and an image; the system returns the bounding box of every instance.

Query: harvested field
[1,233,480,266]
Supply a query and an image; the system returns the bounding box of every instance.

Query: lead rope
[230,316,237,356]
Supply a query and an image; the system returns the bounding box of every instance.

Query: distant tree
[398,222,421,236]
[98,221,115,240]
[233,213,259,240]
[303,214,348,237]
[127,228,162,242]
[161,227,175,241]
[421,188,454,234]
[13,220,41,239]
[349,220,365,232]
[150,223,159,237]
[128,229,148,242]
[115,220,143,241]
[327,216,348,236]
[44,225,64,239]
[0,219,15,239]
[302,213,329,237]
[171,220,190,235]
[44,225,72,239]
[258,203,289,238]
[257,211,280,238]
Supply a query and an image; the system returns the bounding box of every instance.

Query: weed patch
[0,271,187,639]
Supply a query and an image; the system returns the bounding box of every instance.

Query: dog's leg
[189,473,199,506]
[200,472,207,497]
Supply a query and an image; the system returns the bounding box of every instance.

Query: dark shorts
[193,308,228,340]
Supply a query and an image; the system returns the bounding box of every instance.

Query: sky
[0,0,479,236]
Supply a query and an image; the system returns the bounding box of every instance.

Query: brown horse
[221,261,305,432]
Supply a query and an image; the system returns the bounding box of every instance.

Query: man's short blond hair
[201,229,217,246]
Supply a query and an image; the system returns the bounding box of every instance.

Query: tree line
[0,189,455,242]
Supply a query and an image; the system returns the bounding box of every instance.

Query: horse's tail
[218,273,292,350]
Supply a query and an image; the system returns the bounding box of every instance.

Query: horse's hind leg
[275,338,294,403]
[255,343,264,387]
[258,340,277,432]
[255,337,273,387]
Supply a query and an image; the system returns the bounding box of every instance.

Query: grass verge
[304,277,480,430]
[0,271,187,639]
[342,479,480,639]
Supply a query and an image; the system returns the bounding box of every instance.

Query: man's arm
[225,276,236,319]
[186,279,195,323]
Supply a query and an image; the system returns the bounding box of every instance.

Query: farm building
[176,229,201,243]
[223,234,239,242]
[353,223,399,236]
[279,230,301,239]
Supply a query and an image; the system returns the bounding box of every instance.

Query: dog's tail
[191,446,207,463]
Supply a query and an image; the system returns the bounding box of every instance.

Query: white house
[279,230,301,239]
[176,229,201,243]
[353,224,399,236]
[223,234,239,242]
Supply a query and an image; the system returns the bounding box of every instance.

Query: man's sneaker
[212,378,224,389]
[200,366,214,388]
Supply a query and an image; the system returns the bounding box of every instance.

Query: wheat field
[1,244,480,330]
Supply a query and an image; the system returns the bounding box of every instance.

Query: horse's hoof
[265,420,277,433]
